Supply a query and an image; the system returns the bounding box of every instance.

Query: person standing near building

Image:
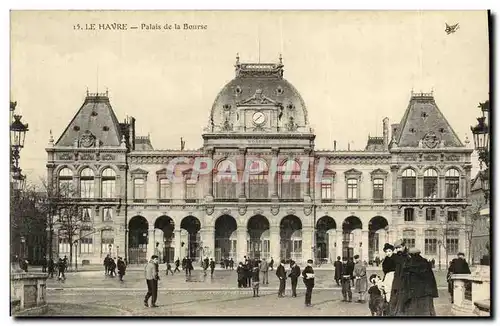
[117,257,126,282]
[209,258,216,277]
[251,261,260,297]
[341,256,353,302]
[47,258,55,278]
[389,239,409,316]
[353,254,368,303]
[276,259,286,297]
[203,257,209,276]
[41,256,47,273]
[447,252,471,303]
[333,256,342,286]
[229,258,234,270]
[289,260,301,298]
[302,259,315,307]
[260,258,269,285]
[144,255,159,308]
[347,257,355,287]
[57,258,66,281]
[166,261,174,276]
[381,243,396,312]
[174,258,180,273]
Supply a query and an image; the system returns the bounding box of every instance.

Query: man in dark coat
[174,258,180,273]
[341,256,353,302]
[347,257,355,287]
[185,258,193,277]
[42,256,47,273]
[117,257,126,282]
[203,257,209,276]
[400,248,438,316]
[302,259,315,307]
[57,258,66,281]
[276,259,287,297]
[289,260,301,297]
[389,239,410,316]
[333,256,342,286]
[47,259,55,278]
[447,252,471,303]
[209,258,216,277]
[270,257,274,271]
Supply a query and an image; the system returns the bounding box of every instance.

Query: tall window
[402,229,416,249]
[101,168,116,198]
[373,178,384,202]
[159,179,172,202]
[446,229,459,254]
[423,169,438,198]
[426,208,436,221]
[445,169,460,198]
[404,208,415,222]
[402,168,416,198]
[215,160,237,200]
[321,177,333,201]
[424,229,438,255]
[80,168,95,198]
[80,229,93,254]
[101,230,114,254]
[58,231,70,253]
[447,211,459,222]
[185,179,197,202]
[133,178,145,202]
[58,168,73,197]
[280,160,301,200]
[347,178,358,202]
[82,207,92,222]
[103,207,113,221]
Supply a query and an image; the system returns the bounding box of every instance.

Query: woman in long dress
[381,243,396,304]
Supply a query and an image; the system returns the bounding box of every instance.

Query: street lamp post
[10,101,29,190]
[438,240,442,271]
[470,100,490,203]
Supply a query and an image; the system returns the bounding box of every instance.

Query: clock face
[252,111,266,125]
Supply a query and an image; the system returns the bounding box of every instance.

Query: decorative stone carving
[74,152,79,161]
[206,205,214,216]
[80,153,93,161]
[222,208,231,215]
[58,153,72,161]
[253,208,264,215]
[304,206,312,216]
[238,205,247,216]
[402,155,417,161]
[422,131,440,148]
[80,131,96,148]
[447,154,460,161]
[425,154,439,161]
[285,116,297,131]
[286,208,296,215]
[102,154,115,161]
[271,205,279,216]
[370,168,388,180]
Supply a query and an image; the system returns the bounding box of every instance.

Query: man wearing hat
[389,239,409,315]
[353,254,368,303]
[340,256,353,302]
[302,259,315,307]
[276,259,287,297]
[447,252,471,303]
[288,260,301,297]
[144,255,160,308]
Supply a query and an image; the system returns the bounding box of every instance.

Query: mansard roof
[394,92,463,148]
[55,91,122,147]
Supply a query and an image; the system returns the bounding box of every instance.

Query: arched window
[215,160,237,200]
[402,229,416,248]
[424,229,438,255]
[445,168,460,198]
[159,178,171,202]
[58,168,73,197]
[402,168,416,198]
[423,168,438,198]
[101,168,116,198]
[80,168,95,198]
[249,159,269,200]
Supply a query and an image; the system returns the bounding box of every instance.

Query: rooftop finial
[49,129,54,145]
[279,53,283,64]
[106,87,109,96]
[86,87,89,96]
[236,52,240,65]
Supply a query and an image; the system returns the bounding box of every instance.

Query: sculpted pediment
[130,168,148,175]
[238,89,278,106]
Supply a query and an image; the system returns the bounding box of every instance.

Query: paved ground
[43,289,453,317]
[33,268,453,316]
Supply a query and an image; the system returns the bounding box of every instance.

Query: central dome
[207,56,309,133]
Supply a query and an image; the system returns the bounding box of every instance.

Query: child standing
[251,263,260,297]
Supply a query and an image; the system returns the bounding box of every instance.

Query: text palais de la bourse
[77,23,208,30]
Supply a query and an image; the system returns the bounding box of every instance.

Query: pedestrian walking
[353,255,368,303]
[251,262,260,297]
[237,262,245,288]
[260,258,269,285]
[174,258,181,273]
[182,257,187,271]
[117,257,126,282]
[210,258,215,277]
[103,255,110,276]
[57,258,66,281]
[289,260,301,297]
[185,258,193,277]
[341,256,353,302]
[42,257,47,273]
[47,259,55,278]
[166,262,174,275]
[347,257,355,287]
[302,259,315,307]
[276,259,286,297]
[203,257,209,276]
[270,257,274,271]
[144,255,160,308]
[333,256,342,286]
[447,252,471,303]
[229,258,234,270]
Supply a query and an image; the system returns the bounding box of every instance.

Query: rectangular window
[426,208,436,221]
[446,229,459,254]
[281,175,301,200]
[59,180,73,197]
[185,180,197,202]
[80,231,93,254]
[402,178,416,198]
[58,235,70,253]
[101,179,115,198]
[373,178,384,202]
[321,178,333,201]
[133,178,145,202]
[347,178,358,202]
[424,230,438,255]
[103,208,113,221]
[82,207,92,222]
[250,174,268,200]
[447,211,459,222]
[101,230,114,254]
[445,178,460,198]
[402,230,416,249]
[80,179,94,198]
[293,240,302,253]
[159,179,171,202]
[424,178,438,198]
[404,208,415,222]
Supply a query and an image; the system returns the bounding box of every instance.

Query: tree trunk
[69,235,73,271]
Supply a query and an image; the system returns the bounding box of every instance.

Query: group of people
[103,255,127,281]
[333,255,370,304]
[42,256,68,281]
[219,258,235,270]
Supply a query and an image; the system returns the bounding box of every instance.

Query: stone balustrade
[10,270,48,316]
[451,265,490,317]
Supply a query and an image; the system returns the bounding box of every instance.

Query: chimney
[334,140,337,151]
[348,142,351,151]
[383,117,389,150]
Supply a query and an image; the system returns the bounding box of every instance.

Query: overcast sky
[10,10,488,184]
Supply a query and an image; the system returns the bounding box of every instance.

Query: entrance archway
[280,215,302,262]
[128,216,148,264]
[154,216,175,263]
[247,215,270,260]
[368,216,389,264]
[214,215,237,261]
[315,216,337,262]
[342,216,362,260]
[181,216,201,261]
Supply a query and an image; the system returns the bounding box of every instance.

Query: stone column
[302,226,313,264]
[206,148,214,198]
[201,226,215,259]
[361,230,369,262]
[439,175,445,199]
[175,229,182,260]
[95,176,102,198]
[147,225,156,259]
[237,225,247,262]
[378,229,387,256]
[416,176,423,199]
[416,228,425,254]
[270,148,279,198]
[238,148,247,199]
[327,229,336,262]
[74,175,80,197]
[270,225,280,262]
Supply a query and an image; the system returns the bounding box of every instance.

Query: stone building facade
[46,57,473,266]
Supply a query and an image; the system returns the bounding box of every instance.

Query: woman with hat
[381,243,396,304]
